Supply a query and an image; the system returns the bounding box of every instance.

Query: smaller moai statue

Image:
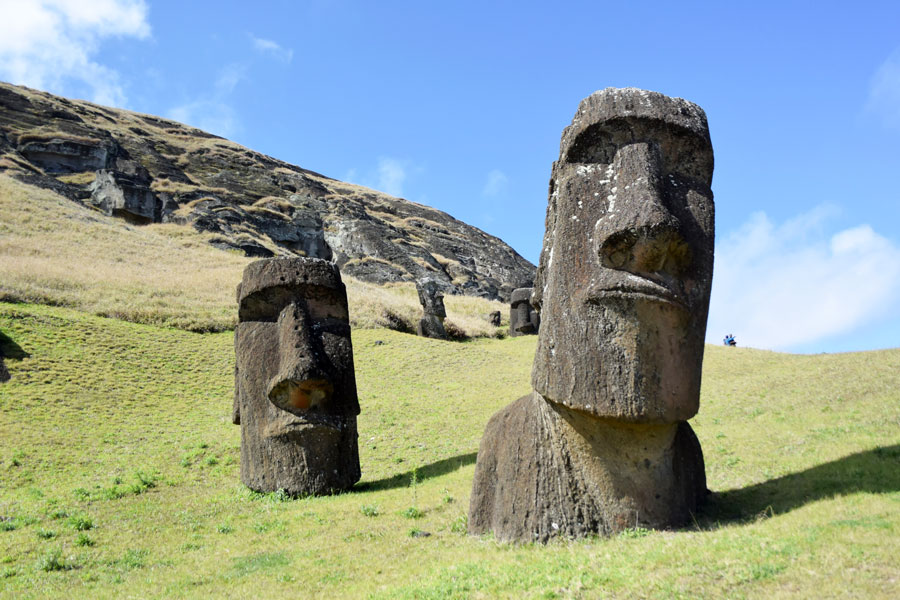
[233,257,360,496]
[508,287,540,337]
[488,311,502,327]
[415,278,448,339]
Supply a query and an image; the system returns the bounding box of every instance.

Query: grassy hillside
[0,174,505,338]
[1,302,898,598]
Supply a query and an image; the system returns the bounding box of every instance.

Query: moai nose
[598,142,691,278]
[267,301,333,413]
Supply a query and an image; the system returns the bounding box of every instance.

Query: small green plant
[217,523,234,534]
[205,456,219,466]
[36,548,67,572]
[9,450,25,467]
[618,527,652,539]
[441,489,454,504]
[72,488,90,501]
[75,533,94,547]
[1,566,16,578]
[0,519,17,532]
[36,528,57,540]
[407,528,430,538]
[360,504,379,517]
[49,509,69,520]
[449,513,468,534]
[116,549,147,570]
[68,515,93,531]
[401,507,424,519]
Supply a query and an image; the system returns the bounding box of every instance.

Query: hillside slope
[0,81,535,300]
[0,174,505,337]
[0,303,898,597]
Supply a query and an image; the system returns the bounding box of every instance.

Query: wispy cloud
[250,34,294,63]
[166,62,248,138]
[865,48,900,129]
[482,169,509,197]
[345,157,412,197]
[707,206,900,350]
[376,158,407,197]
[0,0,150,106]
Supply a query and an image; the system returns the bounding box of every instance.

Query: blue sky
[2,0,899,353]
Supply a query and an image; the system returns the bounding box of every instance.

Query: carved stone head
[509,287,540,336]
[531,88,715,423]
[233,257,360,495]
[416,278,446,318]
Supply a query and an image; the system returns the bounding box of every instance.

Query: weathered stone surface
[470,88,714,542]
[0,82,534,300]
[0,358,8,383]
[17,137,114,172]
[469,393,706,542]
[508,287,539,337]
[415,278,448,339]
[90,161,160,223]
[233,257,360,495]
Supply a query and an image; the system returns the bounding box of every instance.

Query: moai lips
[469,88,714,542]
[233,257,360,495]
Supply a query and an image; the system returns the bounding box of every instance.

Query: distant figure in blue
[723,334,737,347]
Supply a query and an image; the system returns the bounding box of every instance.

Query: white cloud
[250,35,294,63]
[376,157,407,196]
[344,157,416,197]
[706,207,900,351]
[482,169,509,197]
[0,0,150,106]
[167,99,238,139]
[166,62,248,138]
[866,48,900,128]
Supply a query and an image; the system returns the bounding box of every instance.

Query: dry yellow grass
[0,174,506,336]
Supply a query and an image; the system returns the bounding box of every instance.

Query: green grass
[1,301,898,598]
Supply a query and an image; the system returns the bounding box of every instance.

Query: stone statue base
[468,392,706,542]
[416,315,447,339]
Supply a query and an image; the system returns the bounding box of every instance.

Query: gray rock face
[0,82,535,300]
[469,88,715,542]
[90,161,160,223]
[508,287,539,337]
[18,137,113,172]
[415,278,448,339]
[233,258,360,495]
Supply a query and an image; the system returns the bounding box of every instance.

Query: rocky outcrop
[0,82,534,300]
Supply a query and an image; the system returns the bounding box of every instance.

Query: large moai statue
[508,287,540,337]
[415,278,448,339]
[469,88,715,542]
[233,257,360,495]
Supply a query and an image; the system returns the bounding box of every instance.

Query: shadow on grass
[0,330,29,360]
[699,444,900,525]
[0,330,29,383]
[355,452,478,492]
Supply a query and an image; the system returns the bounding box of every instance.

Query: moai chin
[233,257,360,495]
[469,88,715,542]
[415,278,448,339]
[508,287,540,337]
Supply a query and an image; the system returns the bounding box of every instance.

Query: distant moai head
[416,278,446,318]
[488,311,502,327]
[531,88,715,423]
[509,287,539,336]
[233,257,360,495]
